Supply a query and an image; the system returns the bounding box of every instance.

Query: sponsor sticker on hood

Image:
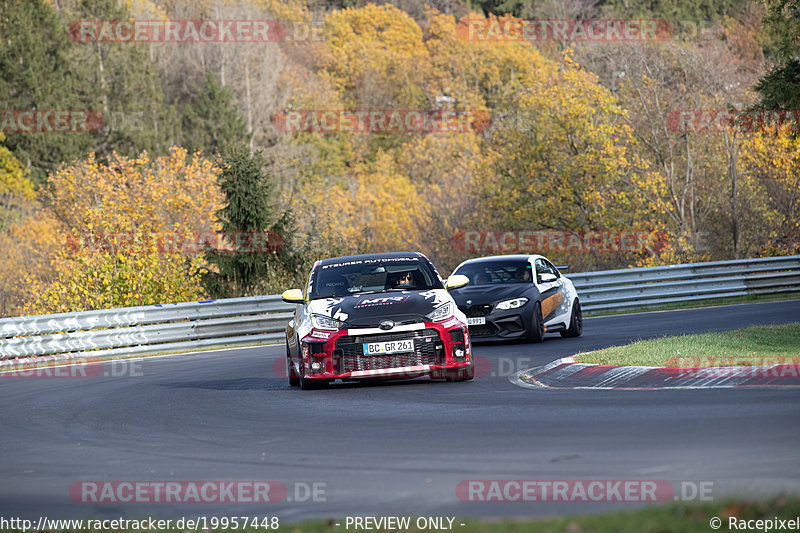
[353,296,409,308]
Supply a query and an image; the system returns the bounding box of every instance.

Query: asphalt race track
[1,299,799,522]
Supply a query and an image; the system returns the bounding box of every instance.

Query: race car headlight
[311,314,346,330]
[496,297,529,310]
[425,302,454,322]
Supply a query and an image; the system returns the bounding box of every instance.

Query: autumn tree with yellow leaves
[23,148,222,314]
[1,0,797,316]
[0,133,60,316]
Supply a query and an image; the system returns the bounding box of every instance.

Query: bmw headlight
[425,302,454,322]
[311,314,346,330]
[496,297,529,310]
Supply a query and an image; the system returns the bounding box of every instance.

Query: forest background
[0,0,798,316]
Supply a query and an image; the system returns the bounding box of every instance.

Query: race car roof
[317,251,423,266]
[458,254,536,264]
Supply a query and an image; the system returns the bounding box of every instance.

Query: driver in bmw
[514,266,532,282]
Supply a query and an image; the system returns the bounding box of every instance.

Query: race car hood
[450,284,535,306]
[308,289,452,327]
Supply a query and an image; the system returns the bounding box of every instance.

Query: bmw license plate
[363,339,414,355]
[467,317,486,326]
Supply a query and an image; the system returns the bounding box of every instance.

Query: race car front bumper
[459,303,531,342]
[297,319,472,381]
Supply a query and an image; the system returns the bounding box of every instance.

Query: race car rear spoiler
[556,265,570,272]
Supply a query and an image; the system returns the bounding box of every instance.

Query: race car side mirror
[281,289,304,304]
[445,274,470,290]
[539,273,557,283]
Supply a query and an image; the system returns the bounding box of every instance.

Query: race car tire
[561,299,583,338]
[287,348,300,387]
[299,360,329,390]
[525,301,545,343]
[443,362,475,382]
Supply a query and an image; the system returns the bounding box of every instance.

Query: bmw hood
[308,289,452,327]
[450,285,534,306]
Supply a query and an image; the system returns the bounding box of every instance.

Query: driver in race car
[391,271,417,288]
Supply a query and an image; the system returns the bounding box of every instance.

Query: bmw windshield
[453,260,533,286]
[310,257,443,299]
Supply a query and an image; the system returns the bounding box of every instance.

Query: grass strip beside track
[2,498,799,533]
[583,293,800,317]
[575,322,800,366]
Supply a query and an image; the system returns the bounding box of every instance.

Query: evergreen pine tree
[204,143,276,297]
[182,72,250,155]
[755,0,800,110]
[0,0,94,184]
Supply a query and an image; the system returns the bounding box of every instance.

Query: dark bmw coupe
[449,254,582,343]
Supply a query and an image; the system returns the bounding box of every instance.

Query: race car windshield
[454,260,533,285]
[311,258,443,299]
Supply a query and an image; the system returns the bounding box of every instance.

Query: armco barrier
[1,256,799,362]
[569,255,800,313]
[0,296,294,361]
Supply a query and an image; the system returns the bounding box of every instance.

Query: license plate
[363,339,415,355]
[467,317,486,326]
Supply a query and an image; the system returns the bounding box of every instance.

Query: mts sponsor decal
[452,229,669,254]
[1,110,103,133]
[69,20,286,43]
[353,296,409,308]
[69,481,287,504]
[457,480,706,502]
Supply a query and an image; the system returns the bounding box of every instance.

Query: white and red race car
[282,252,474,389]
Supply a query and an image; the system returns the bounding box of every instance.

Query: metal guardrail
[0,296,294,361]
[569,255,800,313]
[1,255,798,363]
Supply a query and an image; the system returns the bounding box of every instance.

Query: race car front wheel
[561,299,583,338]
[287,343,300,387]
[525,301,545,343]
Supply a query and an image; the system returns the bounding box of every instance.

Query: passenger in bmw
[474,272,491,285]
